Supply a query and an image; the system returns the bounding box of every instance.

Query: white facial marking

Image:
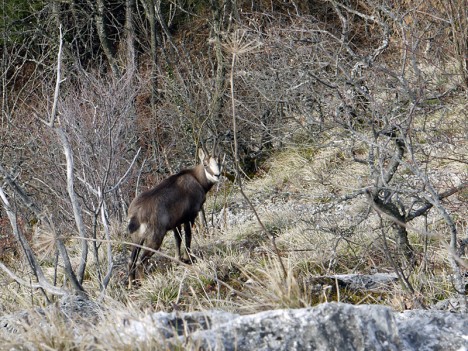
[205,157,220,183]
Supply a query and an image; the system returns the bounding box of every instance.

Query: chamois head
[198,147,221,184]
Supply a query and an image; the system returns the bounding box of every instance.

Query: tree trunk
[125,0,136,74]
[92,0,121,77]
[140,0,159,106]
[209,0,227,123]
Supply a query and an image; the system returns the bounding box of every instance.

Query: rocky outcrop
[2,299,467,350]
[117,303,468,351]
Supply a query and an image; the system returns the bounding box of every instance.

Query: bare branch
[105,147,142,194]
[0,163,43,218]
[99,196,113,292]
[55,128,88,284]
[407,182,468,221]
[49,25,64,128]
[0,262,66,296]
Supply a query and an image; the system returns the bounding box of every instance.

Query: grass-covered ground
[1,132,466,348]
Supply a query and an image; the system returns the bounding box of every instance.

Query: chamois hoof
[128,274,143,289]
[182,254,197,264]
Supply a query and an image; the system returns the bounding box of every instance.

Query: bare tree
[0,19,141,297]
[227,1,467,308]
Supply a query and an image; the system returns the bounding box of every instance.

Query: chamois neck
[193,163,216,191]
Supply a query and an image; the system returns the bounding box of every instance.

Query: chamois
[127,147,220,285]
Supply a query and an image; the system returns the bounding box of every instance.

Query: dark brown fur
[128,150,219,285]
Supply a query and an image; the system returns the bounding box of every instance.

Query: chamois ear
[198,147,206,162]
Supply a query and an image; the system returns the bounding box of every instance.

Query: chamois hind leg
[128,216,147,288]
[173,226,183,262]
[128,238,144,288]
[138,230,165,275]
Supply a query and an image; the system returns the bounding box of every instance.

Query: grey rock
[185,304,401,351]
[120,310,237,341]
[432,297,464,312]
[397,309,468,351]
[120,303,468,350]
[324,273,398,292]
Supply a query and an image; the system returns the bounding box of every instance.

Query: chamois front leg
[184,221,196,263]
[174,224,195,263]
[174,226,183,262]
